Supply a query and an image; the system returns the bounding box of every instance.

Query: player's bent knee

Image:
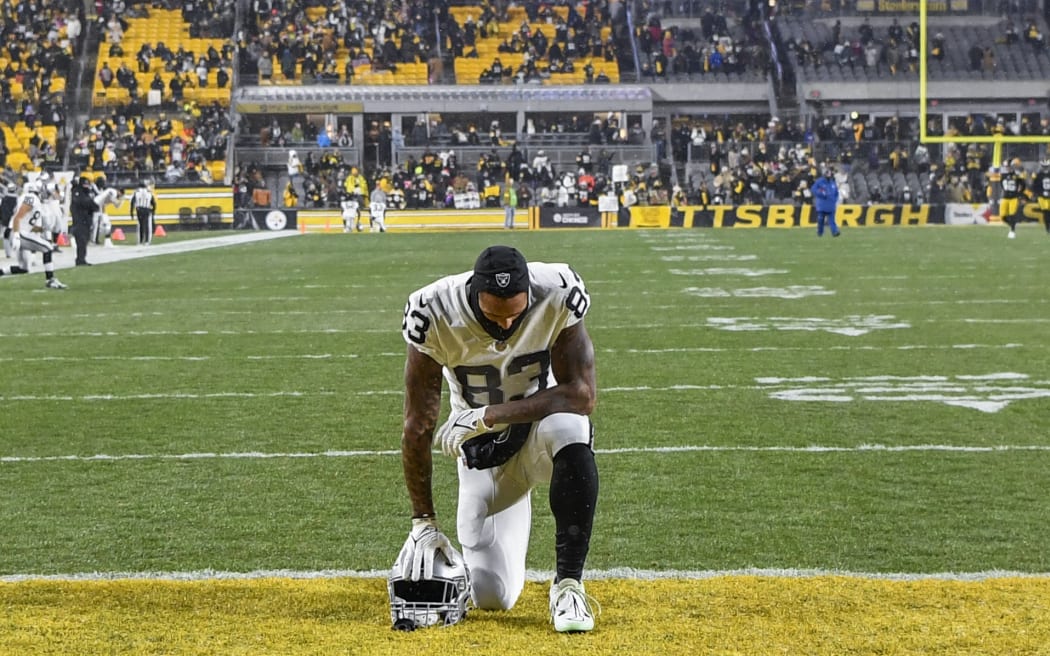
[536,413,591,458]
[470,568,521,610]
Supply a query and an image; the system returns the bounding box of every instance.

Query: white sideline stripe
[960,318,1050,324]
[608,343,1025,354]
[0,329,378,338]
[3,567,1049,584]
[0,354,363,363]
[0,343,1028,364]
[29,309,395,320]
[0,391,344,402]
[4,443,1049,464]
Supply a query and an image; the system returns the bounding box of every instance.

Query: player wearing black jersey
[1000,161,1026,239]
[1031,160,1050,235]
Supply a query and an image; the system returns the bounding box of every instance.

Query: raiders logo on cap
[470,246,529,298]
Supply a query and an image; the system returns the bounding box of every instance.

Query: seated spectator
[98,62,114,88]
[982,46,996,72]
[968,43,983,71]
[1003,20,1020,44]
[169,75,184,102]
[106,13,124,45]
[930,33,945,61]
[1025,21,1046,51]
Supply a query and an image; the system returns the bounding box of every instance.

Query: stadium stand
[0,0,80,176]
[448,3,622,84]
[238,1,436,85]
[69,102,232,187]
[93,8,234,109]
[632,5,771,82]
[10,0,1043,217]
[781,14,1050,82]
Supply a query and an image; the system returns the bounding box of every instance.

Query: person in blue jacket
[811,167,841,237]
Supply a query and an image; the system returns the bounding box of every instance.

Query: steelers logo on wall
[265,210,288,231]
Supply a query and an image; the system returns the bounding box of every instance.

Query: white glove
[396,517,456,581]
[10,233,19,252]
[435,406,497,457]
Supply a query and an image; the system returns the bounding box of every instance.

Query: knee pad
[535,413,592,458]
[469,568,519,611]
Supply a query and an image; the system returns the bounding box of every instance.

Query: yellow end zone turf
[2,576,1049,655]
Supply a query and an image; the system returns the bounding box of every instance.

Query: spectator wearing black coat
[70,176,100,266]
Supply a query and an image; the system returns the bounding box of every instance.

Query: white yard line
[0,343,1028,364]
[2,567,1048,584]
[4,443,1049,464]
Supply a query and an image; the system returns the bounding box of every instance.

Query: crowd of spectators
[463,1,624,85]
[233,0,632,85]
[635,5,771,79]
[98,0,236,107]
[673,112,1050,206]
[235,108,664,212]
[229,107,1050,212]
[67,100,232,183]
[236,142,672,212]
[787,13,1049,78]
[69,0,1050,213]
[0,0,82,175]
[237,0,447,84]
[787,17,923,76]
[3,0,80,108]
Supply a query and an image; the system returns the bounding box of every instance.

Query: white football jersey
[95,187,122,209]
[402,262,590,414]
[43,198,65,234]
[15,192,45,236]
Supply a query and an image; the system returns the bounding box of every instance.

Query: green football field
[1,225,1049,654]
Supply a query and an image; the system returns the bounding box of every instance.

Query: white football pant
[455,412,591,611]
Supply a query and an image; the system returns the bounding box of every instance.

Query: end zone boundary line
[4,567,1050,584]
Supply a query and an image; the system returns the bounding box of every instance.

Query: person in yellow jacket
[283,182,298,207]
[343,167,369,203]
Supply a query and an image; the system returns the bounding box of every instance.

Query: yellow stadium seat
[208,160,226,182]
[6,151,33,172]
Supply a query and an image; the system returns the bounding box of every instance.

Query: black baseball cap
[470,246,529,298]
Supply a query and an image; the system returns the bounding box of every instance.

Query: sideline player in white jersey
[340,192,361,233]
[43,181,68,246]
[0,181,67,288]
[93,182,124,246]
[369,187,387,233]
[396,245,600,633]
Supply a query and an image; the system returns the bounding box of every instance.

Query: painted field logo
[670,268,788,277]
[649,244,736,251]
[756,373,1050,413]
[707,315,909,335]
[661,254,758,262]
[685,286,836,299]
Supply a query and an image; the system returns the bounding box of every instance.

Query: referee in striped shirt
[132,181,157,245]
